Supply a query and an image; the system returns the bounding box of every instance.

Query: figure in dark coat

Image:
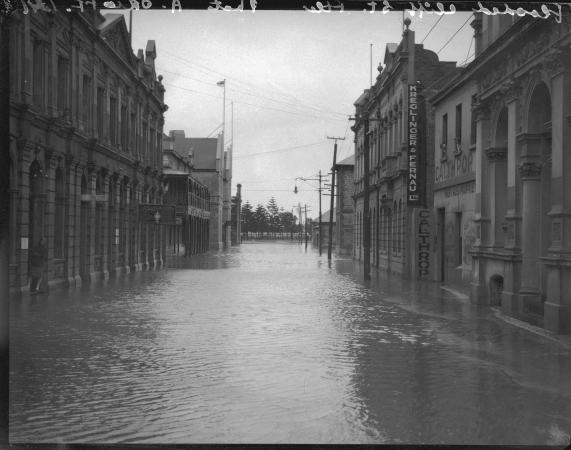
[29,238,47,294]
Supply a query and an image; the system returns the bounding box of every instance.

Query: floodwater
[9,241,571,445]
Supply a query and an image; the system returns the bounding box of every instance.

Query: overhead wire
[160,68,348,120]
[420,15,444,44]
[234,141,326,159]
[165,82,348,122]
[437,15,472,55]
[161,49,349,120]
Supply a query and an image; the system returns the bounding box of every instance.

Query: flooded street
[9,241,571,445]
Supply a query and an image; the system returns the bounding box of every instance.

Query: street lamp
[294,173,328,255]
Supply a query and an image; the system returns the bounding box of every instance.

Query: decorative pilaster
[518,159,543,315]
[472,100,491,249]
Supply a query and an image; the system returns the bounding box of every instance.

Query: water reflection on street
[9,241,571,444]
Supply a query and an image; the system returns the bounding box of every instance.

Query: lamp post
[294,172,326,255]
[326,136,345,261]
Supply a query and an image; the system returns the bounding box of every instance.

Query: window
[121,105,128,151]
[441,113,448,158]
[54,168,65,258]
[470,94,477,146]
[33,40,45,107]
[455,103,462,154]
[142,120,148,161]
[97,87,105,139]
[57,56,69,114]
[110,96,117,146]
[130,111,137,156]
[82,76,92,127]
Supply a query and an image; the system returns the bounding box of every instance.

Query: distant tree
[279,210,297,238]
[253,204,268,238]
[266,197,279,238]
[241,201,254,239]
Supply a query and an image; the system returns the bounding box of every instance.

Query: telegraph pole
[318,170,323,256]
[304,205,308,249]
[327,136,345,261]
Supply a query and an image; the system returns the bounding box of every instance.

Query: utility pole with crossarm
[327,136,345,261]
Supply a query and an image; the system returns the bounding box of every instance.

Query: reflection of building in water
[463,12,571,334]
[430,75,478,290]
[351,20,457,278]
[8,11,166,293]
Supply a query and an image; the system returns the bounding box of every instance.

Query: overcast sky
[127,9,474,220]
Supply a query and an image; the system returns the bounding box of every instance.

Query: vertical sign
[414,208,433,280]
[408,84,420,204]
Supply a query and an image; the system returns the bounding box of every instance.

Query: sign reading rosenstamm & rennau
[408,84,420,205]
[139,204,176,225]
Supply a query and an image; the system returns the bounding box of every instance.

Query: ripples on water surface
[9,241,571,444]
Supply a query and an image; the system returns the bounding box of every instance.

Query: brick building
[162,132,210,257]
[351,20,457,279]
[334,155,354,257]
[167,131,232,251]
[8,11,166,293]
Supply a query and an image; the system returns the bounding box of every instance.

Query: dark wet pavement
[9,241,571,444]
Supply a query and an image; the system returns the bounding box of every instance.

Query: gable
[99,14,133,66]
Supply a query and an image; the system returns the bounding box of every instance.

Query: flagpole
[222,79,226,148]
[230,101,233,174]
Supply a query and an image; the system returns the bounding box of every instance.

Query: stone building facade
[431,78,478,289]
[466,13,571,333]
[162,132,210,257]
[8,11,166,294]
[352,22,457,278]
[334,155,354,256]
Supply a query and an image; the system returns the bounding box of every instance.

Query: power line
[161,49,348,121]
[161,68,348,120]
[420,15,444,44]
[166,82,348,122]
[234,141,325,159]
[164,83,347,122]
[461,36,475,66]
[437,15,472,55]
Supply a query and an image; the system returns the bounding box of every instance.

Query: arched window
[54,167,65,258]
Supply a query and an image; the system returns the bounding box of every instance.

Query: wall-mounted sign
[408,84,421,205]
[435,152,474,183]
[139,204,176,225]
[412,208,434,280]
